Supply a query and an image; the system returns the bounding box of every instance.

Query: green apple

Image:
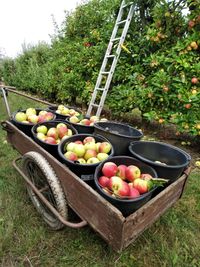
[77,158,86,164]
[67,129,73,136]
[37,132,46,141]
[66,142,76,152]
[15,112,27,122]
[87,157,100,164]
[36,125,48,134]
[69,116,79,124]
[58,104,65,111]
[26,108,36,116]
[97,152,109,161]
[84,142,96,151]
[73,144,86,157]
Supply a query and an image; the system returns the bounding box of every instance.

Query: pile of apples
[36,123,74,144]
[64,136,112,164]
[69,115,107,126]
[98,162,156,199]
[15,108,54,124]
[55,105,81,117]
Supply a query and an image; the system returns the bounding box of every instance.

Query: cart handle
[12,157,88,229]
[1,121,14,133]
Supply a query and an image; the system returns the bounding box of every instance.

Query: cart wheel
[22,151,68,230]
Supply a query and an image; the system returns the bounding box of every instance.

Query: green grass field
[0,92,200,267]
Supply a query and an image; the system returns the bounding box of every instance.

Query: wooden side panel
[6,121,125,251]
[121,174,188,250]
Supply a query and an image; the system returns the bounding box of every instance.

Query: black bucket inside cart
[94,121,143,155]
[129,141,191,182]
[58,134,114,185]
[11,108,56,137]
[94,156,158,216]
[47,105,82,120]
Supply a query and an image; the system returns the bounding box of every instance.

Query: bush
[1,0,200,136]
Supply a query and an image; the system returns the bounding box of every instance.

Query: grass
[0,92,200,267]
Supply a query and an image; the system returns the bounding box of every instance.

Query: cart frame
[1,86,190,252]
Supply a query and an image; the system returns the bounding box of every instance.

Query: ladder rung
[122,2,133,8]
[117,19,128,25]
[106,55,115,58]
[101,71,110,75]
[96,88,105,91]
[111,37,121,42]
[91,103,99,108]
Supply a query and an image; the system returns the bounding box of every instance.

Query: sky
[0,0,84,58]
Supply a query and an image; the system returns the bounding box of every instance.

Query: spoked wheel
[22,151,68,230]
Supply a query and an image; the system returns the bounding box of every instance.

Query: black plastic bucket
[94,121,143,155]
[58,134,114,184]
[47,105,82,120]
[11,108,56,137]
[32,120,78,158]
[66,117,94,134]
[129,141,191,182]
[94,156,158,216]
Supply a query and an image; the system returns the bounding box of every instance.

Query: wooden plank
[121,173,188,250]
[5,121,125,251]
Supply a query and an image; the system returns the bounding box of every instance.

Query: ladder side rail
[96,4,135,117]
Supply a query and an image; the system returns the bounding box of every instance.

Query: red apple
[38,114,46,123]
[95,142,101,152]
[102,162,118,178]
[44,112,54,121]
[57,125,68,139]
[98,176,110,188]
[80,119,91,126]
[74,140,83,145]
[64,151,78,161]
[141,173,153,181]
[117,164,127,180]
[125,165,141,182]
[83,136,96,144]
[84,149,97,160]
[128,183,140,198]
[56,123,67,129]
[28,114,39,124]
[191,77,199,84]
[99,142,112,154]
[90,115,99,123]
[108,176,130,197]
[47,127,58,139]
[45,136,57,144]
[133,178,151,194]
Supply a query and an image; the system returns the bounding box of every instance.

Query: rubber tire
[22,151,68,230]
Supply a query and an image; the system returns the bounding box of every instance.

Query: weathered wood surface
[121,172,188,250]
[4,121,190,252]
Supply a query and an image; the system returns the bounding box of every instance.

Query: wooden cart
[1,86,190,252]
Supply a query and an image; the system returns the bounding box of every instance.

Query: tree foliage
[0,0,200,135]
